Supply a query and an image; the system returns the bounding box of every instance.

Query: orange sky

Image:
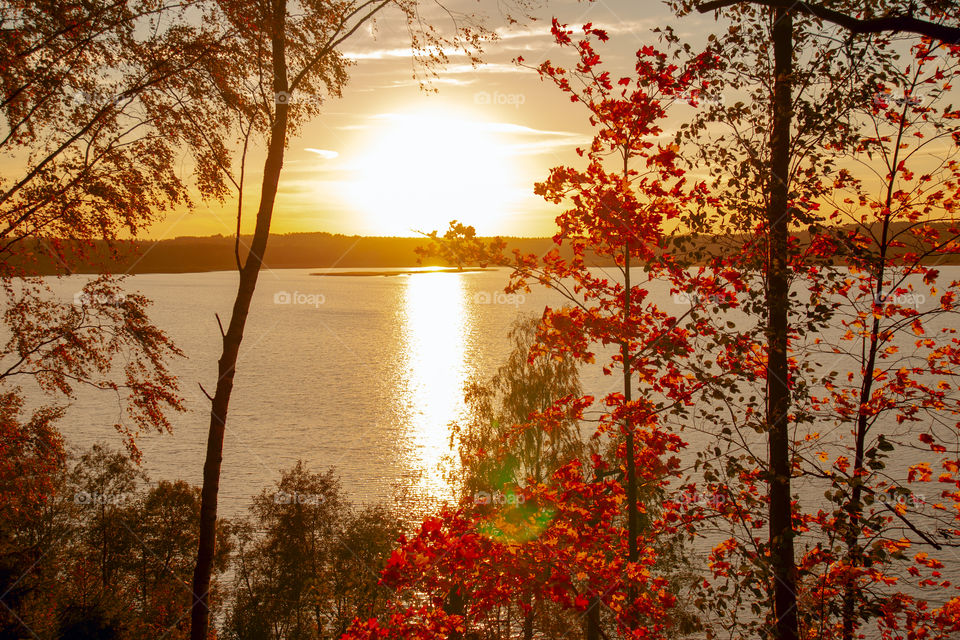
[147,0,720,240]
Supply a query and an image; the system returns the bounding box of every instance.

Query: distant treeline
[13,233,560,275]
[12,222,960,275]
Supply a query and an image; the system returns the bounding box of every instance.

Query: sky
[149,0,722,239]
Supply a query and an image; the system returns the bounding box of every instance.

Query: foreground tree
[450,314,588,638]
[350,22,717,640]
[224,462,401,640]
[0,0,230,255]
[0,443,228,639]
[794,36,960,639]
[186,0,502,634]
[665,1,960,636]
[0,0,237,455]
[0,394,65,638]
[1,13,224,631]
[396,4,960,637]
[656,1,950,638]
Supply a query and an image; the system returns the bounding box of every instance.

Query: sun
[347,111,518,236]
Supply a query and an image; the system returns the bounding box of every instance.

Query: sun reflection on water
[400,273,471,504]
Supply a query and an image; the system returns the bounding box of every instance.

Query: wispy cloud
[493,18,660,40]
[305,148,339,159]
[320,113,589,161]
[342,45,468,61]
[377,77,477,89]
[442,62,531,75]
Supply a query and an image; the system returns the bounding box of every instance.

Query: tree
[225,463,345,640]
[224,462,401,640]
[0,0,230,254]
[130,480,232,638]
[491,20,714,633]
[795,36,960,638]
[412,4,960,637]
[329,504,403,638]
[451,314,587,639]
[186,1,499,634]
[0,0,235,457]
[1,19,217,627]
[0,393,65,638]
[0,442,227,639]
[352,23,717,640]
[416,221,507,271]
[455,314,586,493]
[664,1,960,636]
[699,0,960,43]
[54,446,232,640]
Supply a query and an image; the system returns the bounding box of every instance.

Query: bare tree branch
[697,0,960,43]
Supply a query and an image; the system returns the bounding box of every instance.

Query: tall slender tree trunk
[522,591,534,640]
[841,230,887,640]
[585,597,601,640]
[189,1,290,637]
[766,8,799,640]
[444,585,466,640]
[621,151,639,629]
[842,91,909,640]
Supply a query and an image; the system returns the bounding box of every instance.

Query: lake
[53,267,608,517]
[47,266,956,514]
[45,265,960,612]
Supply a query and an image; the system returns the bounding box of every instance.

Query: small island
[311,267,491,276]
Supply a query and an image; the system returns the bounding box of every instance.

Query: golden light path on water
[400,272,471,504]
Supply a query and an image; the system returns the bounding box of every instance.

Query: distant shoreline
[311,267,491,277]
[14,224,960,276]
[12,233,558,275]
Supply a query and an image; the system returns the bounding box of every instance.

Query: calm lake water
[41,265,959,621]
[53,267,618,517]
[47,267,958,515]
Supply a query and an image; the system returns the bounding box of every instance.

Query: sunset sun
[348,112,518,236]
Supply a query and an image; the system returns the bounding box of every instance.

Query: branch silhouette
[698,0,960,43]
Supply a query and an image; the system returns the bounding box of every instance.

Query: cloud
[478,122,578,137]
[305,148,339,159]
[326,113,589,160]
[377,77,477,89]
[504,136,592,156]
[342,45,468,61]
[442,62,531,75]
[493,18,660,41]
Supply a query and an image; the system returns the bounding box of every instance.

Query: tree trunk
[445,585,466,640]
[840,77,913,638]
[522,591,534,640]
[189,1,290,637]
[586,596,601,640]
[621,153,639,627]
[841,245,886,640]
[766,8,799,640]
